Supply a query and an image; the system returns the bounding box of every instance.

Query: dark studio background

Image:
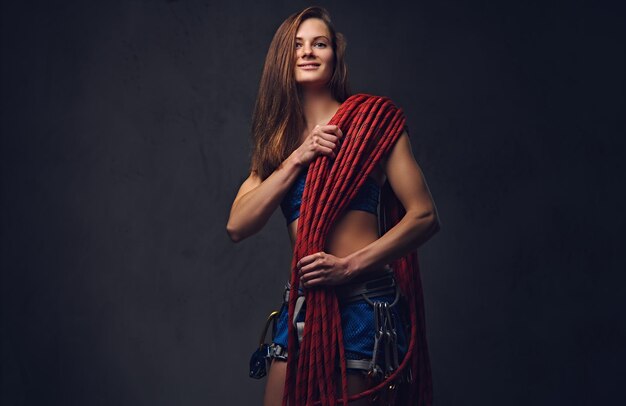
[1,0,624,405]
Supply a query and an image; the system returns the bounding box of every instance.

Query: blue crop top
[280,167,381,225]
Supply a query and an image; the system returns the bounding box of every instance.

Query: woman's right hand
[294,124,344,166]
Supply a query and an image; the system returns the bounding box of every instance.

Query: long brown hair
[249,6,351,180]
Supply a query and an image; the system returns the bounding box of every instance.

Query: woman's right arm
[226,150,304,243]
[226,123,343,242]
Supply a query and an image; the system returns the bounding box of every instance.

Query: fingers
[297,125,344,165]
[298,252,329,282]
[311,125,343,159]
[296,251,324,269]
[300,268,326,284]
[318,145,336,160]
[296,251,345,288]
[316,124,343,139]
[313,138,337,159]
[302,277,325,288]
[299,260,321,274]
[314,136,337,151]
[298,253,327,275]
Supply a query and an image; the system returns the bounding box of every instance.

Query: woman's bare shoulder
[382,130,437,215]
[380,129,409,166]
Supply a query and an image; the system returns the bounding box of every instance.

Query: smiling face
[294,18,335,89]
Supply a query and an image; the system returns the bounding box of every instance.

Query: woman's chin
[296,79,331,91]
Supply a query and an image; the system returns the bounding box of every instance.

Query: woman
[226,6,440,406]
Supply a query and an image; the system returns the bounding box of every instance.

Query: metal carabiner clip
[249,310,279,379]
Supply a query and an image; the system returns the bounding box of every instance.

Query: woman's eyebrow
[295,35,330,41]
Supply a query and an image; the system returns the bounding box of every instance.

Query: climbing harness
[253,265,410,398]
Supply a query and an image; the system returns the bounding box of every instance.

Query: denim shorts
[270,285,409,369]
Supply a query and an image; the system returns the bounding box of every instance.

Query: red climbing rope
[283,94,433,405]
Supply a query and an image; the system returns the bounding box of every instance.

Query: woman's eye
[295,42,327,48]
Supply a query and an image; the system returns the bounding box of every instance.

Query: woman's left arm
[298,130,441,287]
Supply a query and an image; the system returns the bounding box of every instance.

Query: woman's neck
[300,88,341,129]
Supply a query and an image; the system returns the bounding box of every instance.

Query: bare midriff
[286,163,389,281]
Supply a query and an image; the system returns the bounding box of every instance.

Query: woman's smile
[299,64,320,70]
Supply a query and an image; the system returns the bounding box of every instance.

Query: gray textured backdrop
[1,0,624,405]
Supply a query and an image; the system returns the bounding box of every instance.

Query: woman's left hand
[296,251,354,288]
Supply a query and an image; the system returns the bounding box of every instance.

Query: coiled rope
[283,93,432,406]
